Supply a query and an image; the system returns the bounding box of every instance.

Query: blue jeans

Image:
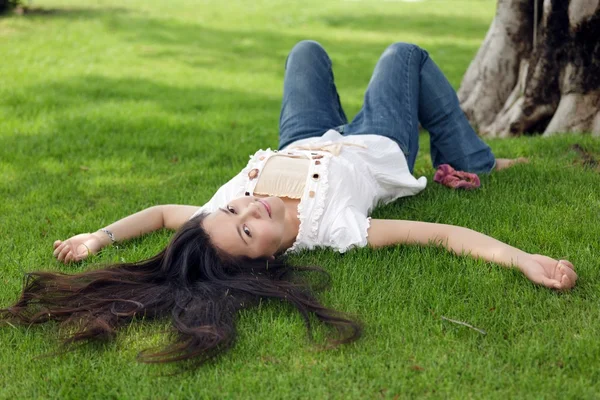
[278,40,495,173]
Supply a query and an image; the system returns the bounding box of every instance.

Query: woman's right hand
[518,254,578,291]
[53,233,106,264]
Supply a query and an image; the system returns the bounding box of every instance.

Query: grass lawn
[1,0,600,398]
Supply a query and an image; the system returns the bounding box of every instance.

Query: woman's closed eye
[226,205,252,238]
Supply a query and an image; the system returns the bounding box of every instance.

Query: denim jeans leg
[418,49,495,173]
[279,40,348,150]
[343,43,422,172]
[344,42,495,173]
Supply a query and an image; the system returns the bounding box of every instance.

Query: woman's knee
[383,42,427,59]
[287,40,330,65]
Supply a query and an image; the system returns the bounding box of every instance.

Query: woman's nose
[242,202,261,219]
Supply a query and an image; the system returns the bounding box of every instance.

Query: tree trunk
[458,0,600,137]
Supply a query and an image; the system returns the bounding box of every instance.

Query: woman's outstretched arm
[53,205,199,264]
[367,219,577,290]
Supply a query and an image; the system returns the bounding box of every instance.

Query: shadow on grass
[320,13,492,40]
[0,76,283,209]
[3,74,280,118]
[104,13,485,81]
[1,5,131,19]
[5,5,486,85]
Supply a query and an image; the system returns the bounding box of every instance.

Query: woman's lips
[257,199,271,218]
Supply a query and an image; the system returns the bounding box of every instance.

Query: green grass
[1,0,600,398]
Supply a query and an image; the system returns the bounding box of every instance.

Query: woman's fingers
[547,268,575,291]
[559,262,577,282]
[560,273,573,290]
[74,243,90,260]
[559,265,577,288]
[57,244,71,262]
[559,260,575,271]
[65,242,80,263]
[53,241,66,258]
[54,238,94,263]
[541,277,561,290]
[540,265,576,290]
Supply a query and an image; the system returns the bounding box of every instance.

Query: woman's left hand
[53,233,105,264]
[519,254,578,290]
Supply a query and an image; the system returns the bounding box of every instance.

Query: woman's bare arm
[53,205,199,263]
[367,219,577,290]
[92,205,200,246]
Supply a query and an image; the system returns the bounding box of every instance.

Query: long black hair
[0,214,361,364]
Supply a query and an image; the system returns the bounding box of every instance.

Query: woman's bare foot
[495,157,529,171]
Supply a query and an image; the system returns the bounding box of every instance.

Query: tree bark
[458,0,600,137]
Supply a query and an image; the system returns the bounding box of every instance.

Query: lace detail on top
[254,155,310,199]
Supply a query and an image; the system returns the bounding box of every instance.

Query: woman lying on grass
[1,41,577,364]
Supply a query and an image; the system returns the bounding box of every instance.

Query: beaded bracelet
[100,228,116,244]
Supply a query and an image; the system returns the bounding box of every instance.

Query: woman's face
[202,196,287,259]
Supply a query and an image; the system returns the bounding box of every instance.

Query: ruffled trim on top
[308,154,329,240]
[242,148,271,175]
[285,154,331,254]
[336,217,371,254]
[286,199,305,254]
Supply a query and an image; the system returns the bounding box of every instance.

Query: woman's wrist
[92,230,115,248]
[513,252,535,272]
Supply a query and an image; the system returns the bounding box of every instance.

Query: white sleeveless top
[191,130,427,253]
